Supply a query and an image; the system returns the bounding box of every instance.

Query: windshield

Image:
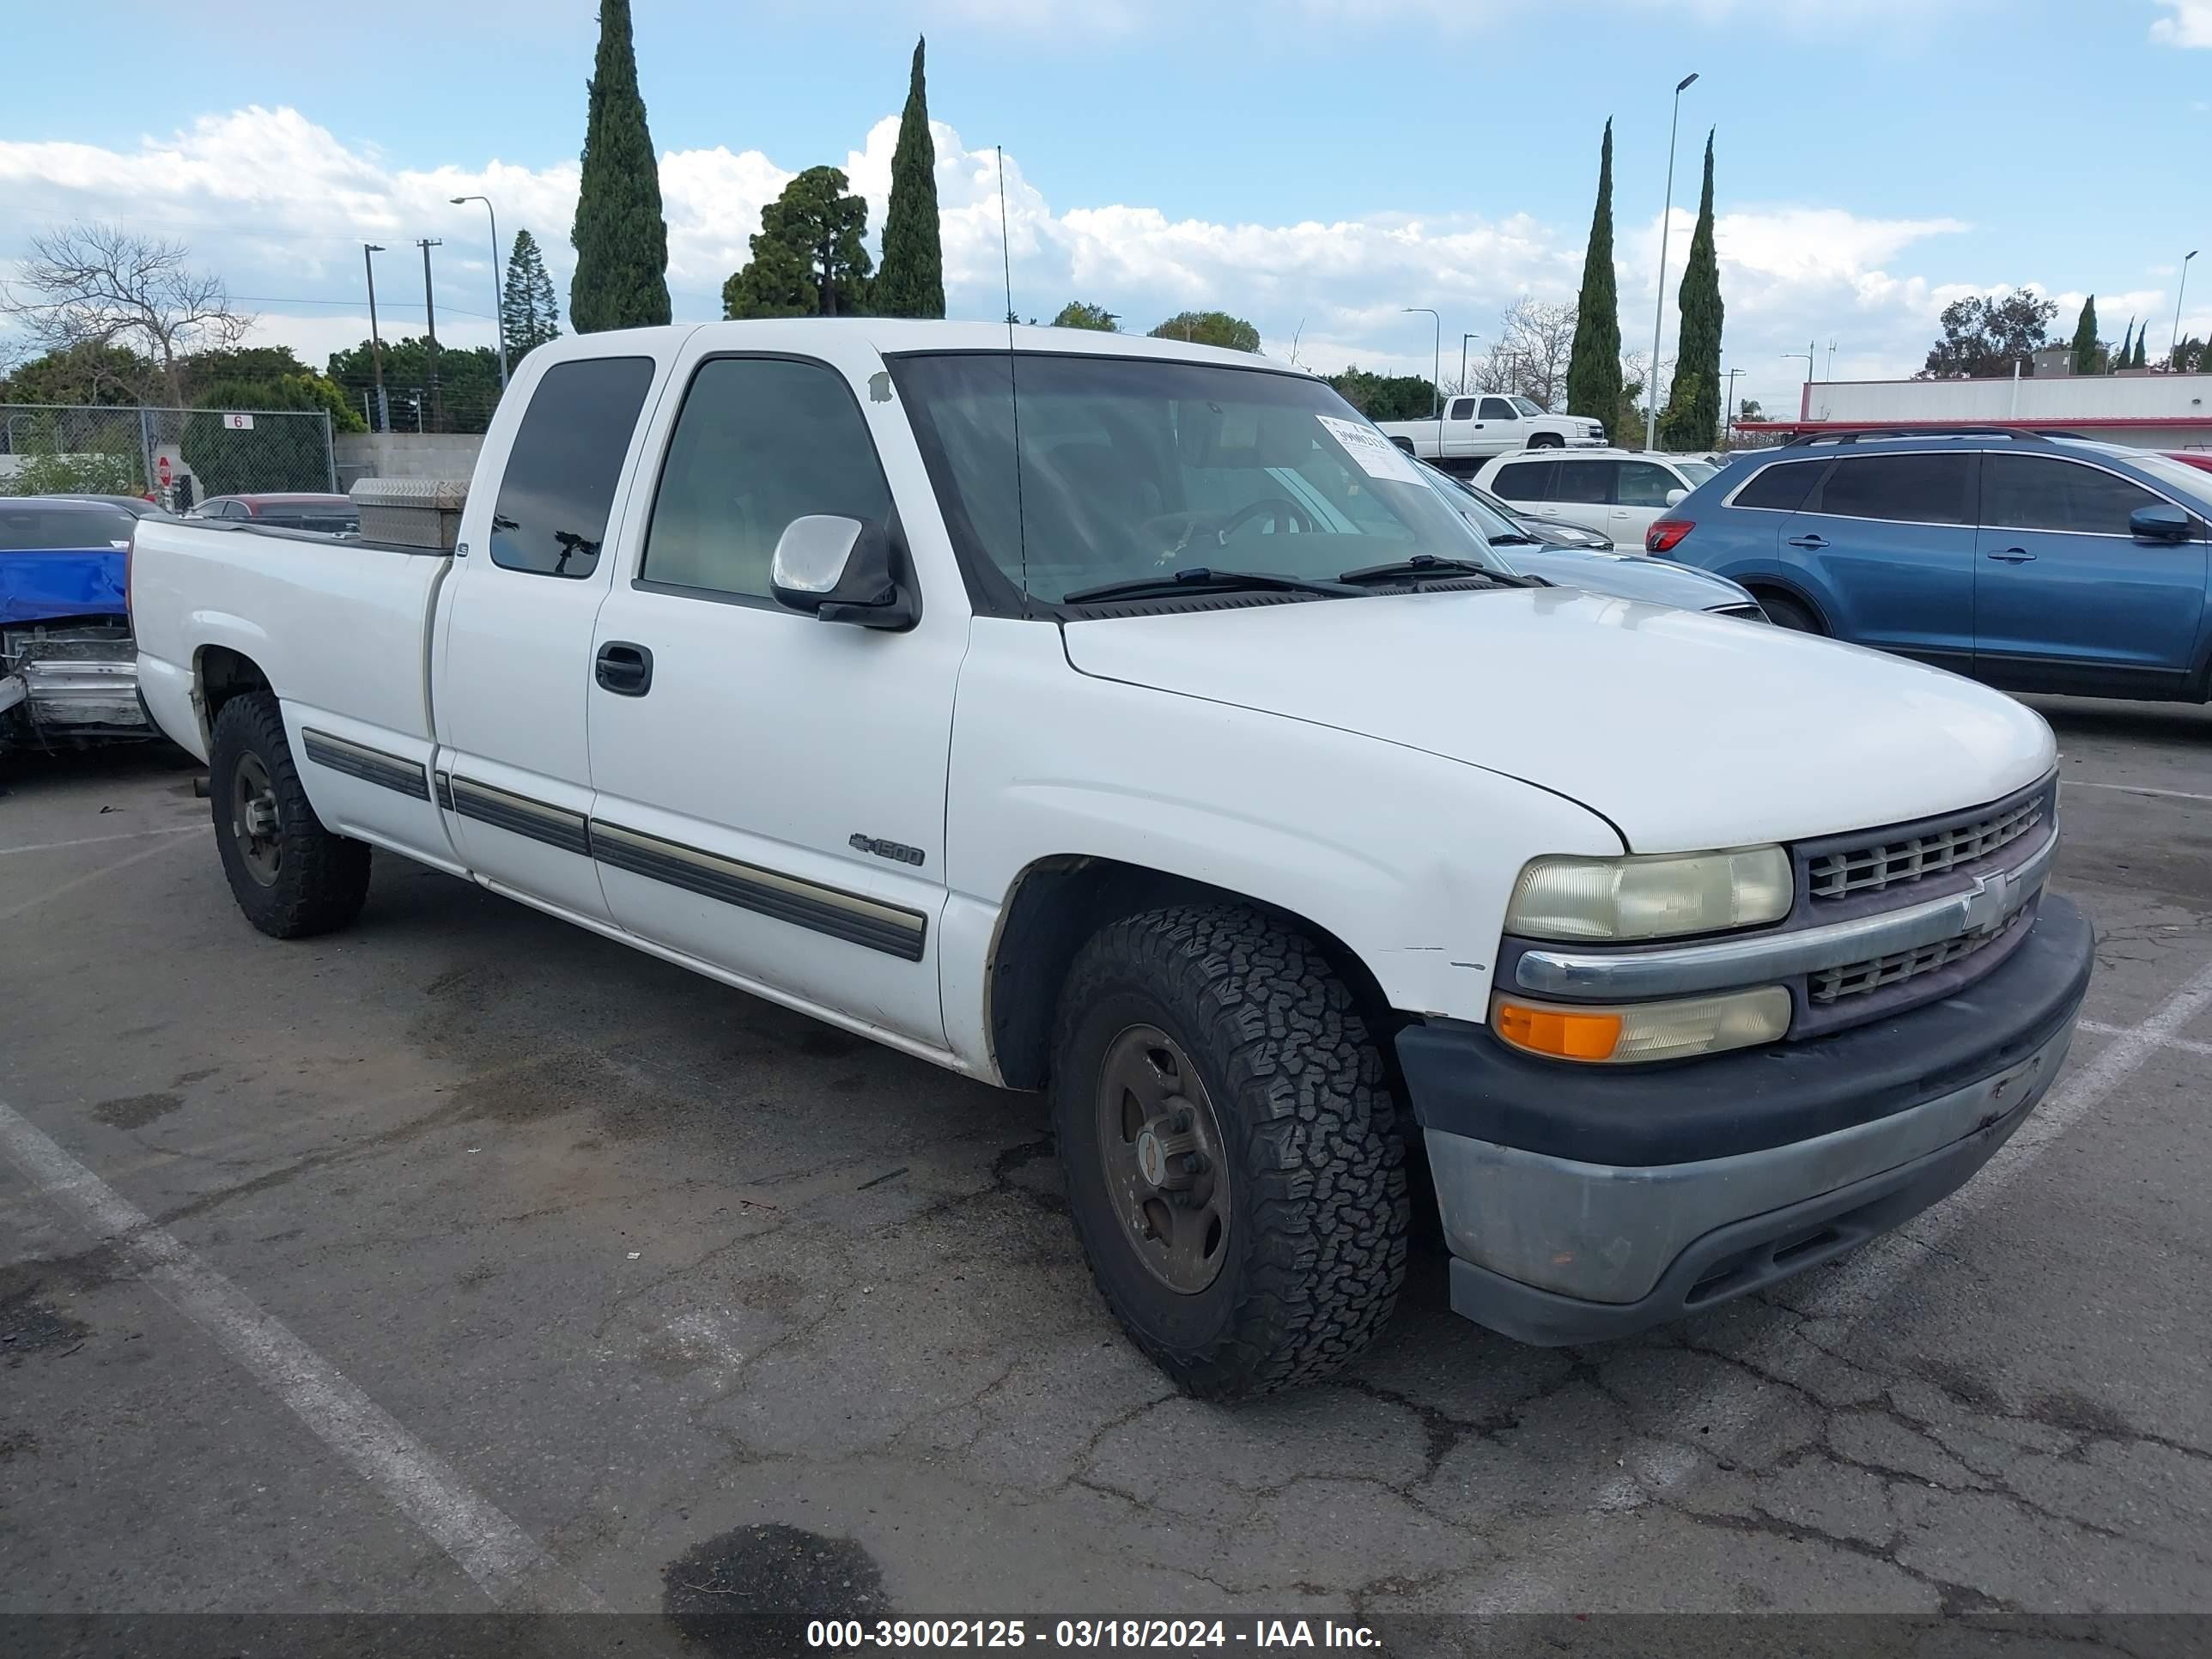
[890,352,1512,607]
[1510,397,1546,417]
[1416,462,1534,543]
[1675,460,1718,484]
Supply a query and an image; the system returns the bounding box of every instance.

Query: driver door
[584,343,963,1048]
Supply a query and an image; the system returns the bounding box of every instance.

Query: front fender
[942,619,1622,1034]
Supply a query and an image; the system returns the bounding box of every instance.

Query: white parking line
[2062,779,2212,805]
[0,824,208,858]
[2080,1017,2212,1058]
[0,835,203,924]
[0,1099,605,1613]
[1475,954,2212,1612]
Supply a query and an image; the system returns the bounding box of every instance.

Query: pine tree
[1660,130,1723,450]
[1565,120,1623,430]
[723,167,873,319]
[501,230,562,360]
[569,0,671,332]
[876,36,945,319]
[2069,295,2099,376]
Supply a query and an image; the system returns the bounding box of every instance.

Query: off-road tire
[209,691,371,939]
[1759,592,1823,634]
[1051,904,1410,1400]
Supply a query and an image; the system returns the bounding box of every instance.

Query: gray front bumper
[1428,1014,2074,1345]
[5,641,149,737]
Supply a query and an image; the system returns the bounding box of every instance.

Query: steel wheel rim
[231,752,282,887]
[1094,1024,1232,1295]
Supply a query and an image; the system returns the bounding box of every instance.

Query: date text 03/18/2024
[804,1619,1382,1649]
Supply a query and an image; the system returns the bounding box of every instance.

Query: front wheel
[1052,904,1410,1399]
[1526,433,1563,449]
[209,691,372,938]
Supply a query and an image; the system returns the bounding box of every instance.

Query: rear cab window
[1447,398,1476,422]
[489,356,657,578]
[0,507,135,550]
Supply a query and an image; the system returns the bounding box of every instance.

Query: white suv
[1474,447,1718,547]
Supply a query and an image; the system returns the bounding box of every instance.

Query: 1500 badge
[851,833,926,867]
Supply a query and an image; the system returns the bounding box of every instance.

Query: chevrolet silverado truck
[1376,393,1606,471]
[130,321,2093,1398]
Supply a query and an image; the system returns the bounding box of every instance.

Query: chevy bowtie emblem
[1963,867,2009,933]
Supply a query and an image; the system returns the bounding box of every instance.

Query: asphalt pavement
[1,696,2207,1638]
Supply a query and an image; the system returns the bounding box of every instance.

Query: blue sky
[4,0,2209,418]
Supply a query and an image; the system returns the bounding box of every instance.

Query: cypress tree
[2069,295,2099,376]
[1565,120,1623,431]
[2115,319,2135,372]
[877,36,945,319]
[2134,330,2149,368]
[569,0,672,333]
[1660,130,1723,450]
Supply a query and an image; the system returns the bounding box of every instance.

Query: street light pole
[2172,250,2198,368]
[1461,331,1481,394]
[1723,367,1744,442]
[452,194,508,387]
[1405,307,1442,455]
[362,243,387,432]
[1646,70,1699,453]
[416,239,443,434]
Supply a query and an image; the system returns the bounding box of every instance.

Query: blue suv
[1647,429,2212,702]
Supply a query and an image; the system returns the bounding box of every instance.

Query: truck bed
[130,518,452,763]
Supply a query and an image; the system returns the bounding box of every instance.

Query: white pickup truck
[1376,393,1606,470]
[131,321,2092,1398]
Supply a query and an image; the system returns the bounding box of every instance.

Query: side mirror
[770,515,919,629]
[1664,488,1689,507]
[2130,502,2194,543]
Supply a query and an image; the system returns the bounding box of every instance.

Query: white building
[1739,370,2212,453]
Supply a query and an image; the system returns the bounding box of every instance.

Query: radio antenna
[998,144,1030,613]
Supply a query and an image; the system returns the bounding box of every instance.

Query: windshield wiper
[1335,554,1527,588]
[1062,566,1364,605]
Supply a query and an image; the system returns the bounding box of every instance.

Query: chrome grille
[1810,913,2017,1005]
[1807,796,2044,901]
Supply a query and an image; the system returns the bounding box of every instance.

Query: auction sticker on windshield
[1318,416,1425,485]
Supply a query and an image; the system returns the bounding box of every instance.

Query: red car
[189,493,358,534]
[2162,451,2212,473]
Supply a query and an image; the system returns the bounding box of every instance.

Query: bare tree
[1443,298,1579,407]
[0,222,251,406]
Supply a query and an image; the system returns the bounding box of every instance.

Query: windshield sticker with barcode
[1317,416,1423,483]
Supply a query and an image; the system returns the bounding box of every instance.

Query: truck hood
[1060,588,2056,853]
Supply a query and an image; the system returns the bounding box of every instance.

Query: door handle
[1985,548,2037,564]
[1787,534,1828,550]
[594,641,653,696]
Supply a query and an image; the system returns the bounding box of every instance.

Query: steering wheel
[1217,497,1316,541]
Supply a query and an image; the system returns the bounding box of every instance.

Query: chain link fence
[0,404,337,508]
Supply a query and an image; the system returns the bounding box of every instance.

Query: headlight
[1504,847,1791,942]
[1492,986,1790,1064]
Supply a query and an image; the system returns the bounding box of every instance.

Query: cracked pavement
[2,692,2208,1624]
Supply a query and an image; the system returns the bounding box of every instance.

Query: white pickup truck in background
[1375,392,1606,470]
[131,320,2090,1398]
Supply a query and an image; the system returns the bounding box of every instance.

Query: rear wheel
[1758,592,1823,635]
[1051,904,1410,1399]
[209,691,372,938]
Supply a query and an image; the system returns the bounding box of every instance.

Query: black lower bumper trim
[1399,891,2092,1166]
[1449,1090,2036,1346]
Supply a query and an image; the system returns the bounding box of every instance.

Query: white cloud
[0,104,2028,415]
[2152,0,2212,46]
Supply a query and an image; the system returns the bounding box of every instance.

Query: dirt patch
[663,1522,890,1654]
[92,1091,183,1130]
